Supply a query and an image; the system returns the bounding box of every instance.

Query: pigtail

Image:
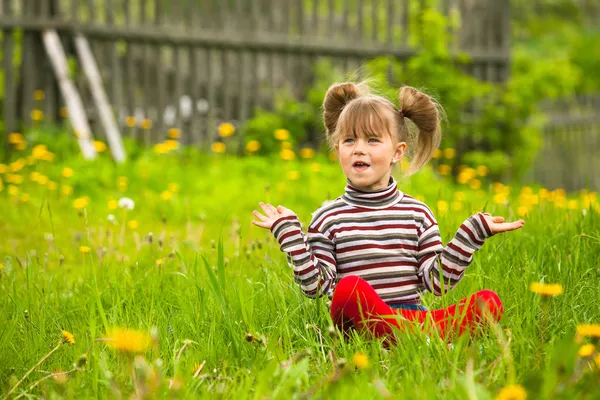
[322,82,365,138]
[398,86,443,175]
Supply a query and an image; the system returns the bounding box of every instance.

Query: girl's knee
[473,289,503,320]
[333,275,368,299]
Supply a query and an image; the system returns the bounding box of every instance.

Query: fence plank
[2,3,16,157]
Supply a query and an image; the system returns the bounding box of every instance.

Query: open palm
[251,202,296,230]
[482,213,525,234]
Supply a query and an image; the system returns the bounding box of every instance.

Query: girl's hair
[322,81,443,176]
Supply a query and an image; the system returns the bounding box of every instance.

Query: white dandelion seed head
[107,214,116,222]
[118,197,135,210]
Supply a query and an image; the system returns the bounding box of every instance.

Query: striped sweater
[270,176,494,306]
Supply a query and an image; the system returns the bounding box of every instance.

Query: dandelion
[156,259,164,266]
[79,246,91,253]
[218,122,235,138]
[300,148,315,159]
[108,199,118,210]
[164,139,179,151]
[576,324,600,338]
[518,206,529,217]
[476,165,489,176]
[287,171,300,181]
[154,142,169,154]
[437,200,449,214]
[161,190,172,201]
[529,282,563,297]
[443,148,456,159]
[34,90,45,101]
[62,167,74,178]
[578,344,595,358]
[280,149,295,161]
[167,127,181,139]
[94,141,107,153]
[47,181,57,191]
[246,140,261,153]
[140,119,152,130]
[437,164,451,176]
[280,141,293,150]
[62,330,75,344]
[8,132,24,144]
[73,197,90,209]
[118,197,135,210]
[105,328,152,353]
[31,109,44,121]
[0,263,5,271]
[15,141,27,150]
[61,185,73,196]
[432,149,442,159]
[495,384,527,400]
[8,185,19,196]
[469,178,481,190]
[274,129,290,141]
[352,352,369,369]
[125,116,136,127]
[211,142,226,153]
[128,220,139,230]
[117,176,128,192]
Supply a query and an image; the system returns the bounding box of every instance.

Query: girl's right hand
[251,202,296,230]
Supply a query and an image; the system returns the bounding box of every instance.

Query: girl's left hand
[481,213,525,234]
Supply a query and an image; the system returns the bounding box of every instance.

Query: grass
[1,139,599,399]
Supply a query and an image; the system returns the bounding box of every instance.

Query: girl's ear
[394,142,407,161]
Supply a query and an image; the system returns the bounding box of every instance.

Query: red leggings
[330,276,503,341]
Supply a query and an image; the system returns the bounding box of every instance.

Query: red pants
[330,276,503,341]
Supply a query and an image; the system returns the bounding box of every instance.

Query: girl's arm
[416,212,494,296]
[253,203,337,298]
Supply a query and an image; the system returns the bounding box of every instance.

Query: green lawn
[1,142,599,399]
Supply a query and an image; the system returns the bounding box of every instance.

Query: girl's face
[336,132,406,191]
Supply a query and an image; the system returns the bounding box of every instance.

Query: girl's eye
[343,138,354,143]
[369,138,379,143]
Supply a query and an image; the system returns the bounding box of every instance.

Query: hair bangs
[336,98,396,142]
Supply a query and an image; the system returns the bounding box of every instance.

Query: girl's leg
[330,275,402,339]
[426,290,504,339]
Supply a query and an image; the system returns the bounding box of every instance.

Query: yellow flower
[578,344,595,358]
[140,119,152,130]
[311,163,322,173]
[105,328,152,353]
[529,282,563,297]
[156,259,164,266]
[8,132,24,144]
[161,190,172,201]
[496,384,527,400]
[0,164,6,173]
[245,140,261,153]
[61,185,73,196]
[280,149,295,161]
[437,200,449,214]
[20,193,30,202]
[128,220,139,230]
[451,201,463,211]
[280,141,293,150]
[31,109,44,121]
[352,352,369,369]
[73,197,90,209]
[218,122,236,137]
[287,170,300,180]
[517,206,529,217]
[468,179,481,190]
[94,141,107,153]
[34,90,45,101]
[168,183,179,193]
[108,199,118,210]
[167,127,181,139]
[432,149,442,159]
[0,263,4,270]
[443,148,456,159]
[125,116,136,127]
[15,141,28,150]
[62,330,75,344]
[8,185,19,196]
[567,200,578,210]
[274,129,290,141]
[437,164,451,176]
[47,181,57,191]
[62,167,74,178]
[38,175,49,185]
[79,246,91,253]
[118,176,128,192]
[576,324,600,338]
[153,142,169,154]
[164,140,179,151]
[212,142,226,153]
[299,148,315,159]
[32,144,49,159]
[476,165,489,176]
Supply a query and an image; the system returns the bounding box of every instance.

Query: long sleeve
[417,211,493,296]
[270,215,337,298]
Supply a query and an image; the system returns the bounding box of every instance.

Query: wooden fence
[526,94,600,192]
[1,0,510,149]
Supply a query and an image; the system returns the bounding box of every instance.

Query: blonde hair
[322,82,443,175]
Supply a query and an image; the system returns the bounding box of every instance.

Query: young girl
[251,82,525,342]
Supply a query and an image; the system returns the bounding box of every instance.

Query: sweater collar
[342,176,403,209]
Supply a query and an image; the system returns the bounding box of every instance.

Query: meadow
[1,134,599,399]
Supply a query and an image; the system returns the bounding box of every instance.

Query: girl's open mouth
[353,162,370,172]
